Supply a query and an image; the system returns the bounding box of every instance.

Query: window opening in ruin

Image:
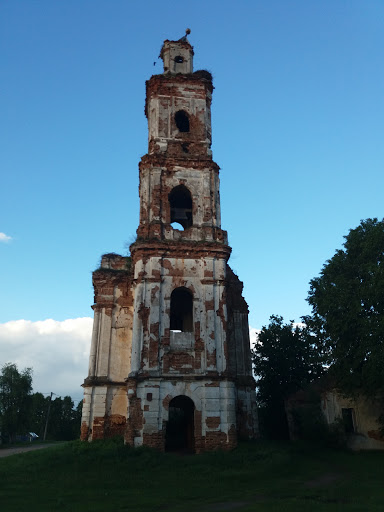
[175,110,190,132]
[169,185,192,230]
[342,408,356,433]
[174,55,184,63]
[165,395,195,453]
[170,287,193,332]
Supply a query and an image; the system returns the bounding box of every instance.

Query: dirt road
[0,443,57,458]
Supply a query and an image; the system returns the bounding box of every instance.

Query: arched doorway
[165,395,195,453]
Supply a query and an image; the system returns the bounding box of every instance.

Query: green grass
[0,438,383,511]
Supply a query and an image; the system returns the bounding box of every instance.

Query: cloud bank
[0,318,260,399]
[0,232,12,243]
[0,318,93,400]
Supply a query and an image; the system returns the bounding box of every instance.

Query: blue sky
[1,1,383,396]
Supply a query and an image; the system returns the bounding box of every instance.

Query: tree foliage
[29,392,49,436]
[0,363,33,442]
[47,396,82,441]
[30,394,83,441]
[306,218,384,396]
[0,363,83,442]
[252,315,325,438]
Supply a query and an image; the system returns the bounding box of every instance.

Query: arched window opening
[175,110,190,132]
[170,287,193,332]
[165,395,195,453]
[169,185,193,230]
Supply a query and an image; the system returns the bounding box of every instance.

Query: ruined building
[81,34,258,452]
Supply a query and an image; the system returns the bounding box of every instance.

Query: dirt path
[0,443,57,458]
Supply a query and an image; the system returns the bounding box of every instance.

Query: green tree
[0,363,33,443]
[306,218,384,397]
[30,392,50,437]
[252,315,324,439]
[45,396,82,441]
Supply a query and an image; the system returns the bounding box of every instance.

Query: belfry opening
[175,110,190,133]
[170,287,193,332]
[169,184,193,230]
[81,31,258,452]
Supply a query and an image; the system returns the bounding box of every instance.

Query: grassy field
[0,438,383,511]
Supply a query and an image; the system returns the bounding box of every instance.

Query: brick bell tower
[81,31,258,452]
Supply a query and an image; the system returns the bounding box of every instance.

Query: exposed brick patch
[162,335,170,347]
[80,421,89,441]
[162,259,184,277]
[206,416,220,429]
[195,424,237,454]
[368,429,384,441]
[152,269,161,280]
[148,336,159,368]
[194,339,204,351]
[103,414,126,438]
[163,352,194,372]
[93,264,133,308]
[91,416,106,440]
[125,395,143,446]
[217,297,227,332]
[138,303,150,335]
[193,351,202,370]
[150,321,159,335]
[162,394,173,411]
[124,379,144,446]
[143,431,165,451]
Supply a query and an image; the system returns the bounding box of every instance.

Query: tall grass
[0,438,383,511]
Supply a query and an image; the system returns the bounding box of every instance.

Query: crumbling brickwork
[81,33,258,450]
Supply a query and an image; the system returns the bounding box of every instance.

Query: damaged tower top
[160,29,194,74]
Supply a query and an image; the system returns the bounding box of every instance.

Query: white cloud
[0,317,93,400]
[0,232,12,243]
[249,326,261,346]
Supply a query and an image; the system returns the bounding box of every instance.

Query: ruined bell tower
[81,32,258,452]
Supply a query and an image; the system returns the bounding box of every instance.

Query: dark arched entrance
[165,395,195,453]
